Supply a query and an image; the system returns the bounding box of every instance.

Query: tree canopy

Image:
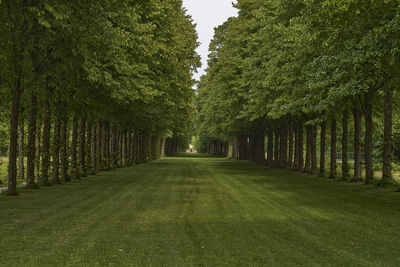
[0,0,200,194]
[196,0,400,187]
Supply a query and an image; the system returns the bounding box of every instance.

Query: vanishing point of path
[1,154,400,266]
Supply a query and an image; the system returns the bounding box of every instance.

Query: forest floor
[1,153,400,266]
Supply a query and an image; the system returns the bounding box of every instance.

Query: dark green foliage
[0,0,200,192]
[196,0,400,187]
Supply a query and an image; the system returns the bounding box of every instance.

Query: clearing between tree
[1,153,399,266]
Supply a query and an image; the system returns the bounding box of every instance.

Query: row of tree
[196,0,400,188]
[0,0,199,195]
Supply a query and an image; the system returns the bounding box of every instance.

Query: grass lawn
[1,153,400,266]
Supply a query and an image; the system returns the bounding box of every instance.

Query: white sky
[182,0,238,81]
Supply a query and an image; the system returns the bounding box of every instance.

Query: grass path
[1,153,400,266]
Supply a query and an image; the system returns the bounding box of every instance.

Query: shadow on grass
[168,153,221,159]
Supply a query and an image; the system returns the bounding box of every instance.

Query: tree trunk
[232,137,238,158]
[293,126,298,170]
[381,86,393,185]
[119,131,123,166]
[288,123,294,168]
[60,117,69,182]
[342,112,349,180]
[137,132,141,161]
[267,130,274,166]
[319,122,326,177]
[127,131,132,165]
[279,127,288,168]
[238,135,248,160]
[134,133,140,164]
[352,107,362,182]
[96,120,102,171]
[364,97,373,184]
[254,131,265,165]
[101,121,107,170]
[35,118,41,181]
[159,137,163,158]
[124,130,128,166]
[40,100,51,185]
[310,125,317,175]
[96,120,103,170]
[274,130,279,167]
[86,120,92,174]
[105,122,111,169]
[248,134,256,162]
[303,126,311,173]
[329,118,337,179]
[71,115,79,179]
[91,123,97,172]
[26,93,37,187]
[112,126,118,169]
[7,75,22,195]
[298,124,304,171]
[147,136,152,160]
[224,141,230,158]
[78,116,86,177]
[52,114,61,184]
[131,132,136,163]
[18,115,25,180]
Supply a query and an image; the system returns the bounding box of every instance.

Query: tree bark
[137,133,143,161]
[91,123,97,172]
[124,130,128,166]
[26,93,37,187]
[40,100,51,185]
[131,131,138,165]
[71,115,79,179]
[279,127,288,168]
[60,117,69,182]
[78,116,86,177]
[127,131,132,165]
[35,118,41,181]
[274,130,279,167]
[96,120,102,171]
[352,107,362,182]
[254,131,266,165]
[86,120,92,174]
[319,122,326,177]
[298,124,304,171]
[342,112,349,180]
[267,130,274,166]
[310,125,317,175]
[18,114,25,180]
[231,137,238,158]
[105,122,111,169]
[119,131,123,166]
[146,135,151,160]
[293,126,298,170]
[238,135,248,160]
[52,114,61,184]
[157,137,162,158]
[381,86,393,185]
[329,118,337,179]
[7,74,23,195]
[101,121,107,169]
[112,126,118,169]
[248,134,256,162]
[288,123,294,168]
[364,97,373,184]
[304,126,311,173]
[134,133,140,163]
